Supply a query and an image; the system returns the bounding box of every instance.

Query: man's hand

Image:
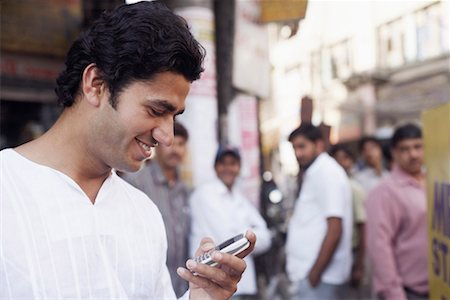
[307,217,342,288]
[177,230,256,300]
[307,269,321,287]
[351,263,364,287]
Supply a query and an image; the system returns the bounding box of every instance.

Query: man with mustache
[122,121,191,297]
[286,124,352,300]
[366,123,428,300]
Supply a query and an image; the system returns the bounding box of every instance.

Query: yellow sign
[422,102,450,300]
[260,0,308,23]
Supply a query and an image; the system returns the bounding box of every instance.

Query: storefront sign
[1,0,81,57]
[422,101,450,300]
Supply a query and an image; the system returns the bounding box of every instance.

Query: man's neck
[301,153,321,171]
[408,170,425,185]
[159,163,177,185]
[370,162,383,176]
[224,183,233,192]
[15,112,112,204]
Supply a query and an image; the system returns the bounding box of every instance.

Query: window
[378,18,405,68]
[313,39,353,89]
[330,39,352,79]
[415,2,448,61]
[377,1,448,68]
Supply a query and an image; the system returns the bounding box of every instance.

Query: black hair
[329,144,355,161]
[174,121,189,141]
[391,123,422,148]
[288,123,323,143]
[55,1,205,108]
[214,151,240,165]
[214,145,241,166]
[358,136,382,152]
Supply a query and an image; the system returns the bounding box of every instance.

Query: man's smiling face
[90,71,190,173]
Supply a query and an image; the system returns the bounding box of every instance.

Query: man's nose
[409,147,422,159]
[152,119,174,147]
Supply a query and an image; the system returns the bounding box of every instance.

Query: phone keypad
[195,251,212,264]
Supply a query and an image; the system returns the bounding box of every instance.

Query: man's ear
[316,139,325,153]
[81,63,106,107]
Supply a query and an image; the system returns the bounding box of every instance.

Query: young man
[189,145,271,300]
[121,122,191,297]
[366,124,428,300]
[354,136,389,193]
[286,124,352,300]
[0,2,255,299]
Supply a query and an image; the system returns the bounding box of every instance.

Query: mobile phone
[193,233,250,268]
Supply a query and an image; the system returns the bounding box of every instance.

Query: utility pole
[164,0,220,186]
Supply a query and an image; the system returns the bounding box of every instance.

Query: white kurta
[0,149,181,299]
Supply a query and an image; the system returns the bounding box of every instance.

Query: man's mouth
[137,140,152,151]
[135,138,157,157]
[169,154,181,160]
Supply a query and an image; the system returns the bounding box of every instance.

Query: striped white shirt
[0,149,182,299]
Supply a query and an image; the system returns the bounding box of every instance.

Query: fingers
[194,230,256,260]
[194,253,242,282]
[236,229,256,259]
[192,231,254,276]
[179,232,256,299]
[213,251,247,277]
[195,237,216,256]
[183,251,246,288]
[177,267,214,289]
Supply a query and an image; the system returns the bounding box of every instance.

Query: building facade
[267,0,449,175]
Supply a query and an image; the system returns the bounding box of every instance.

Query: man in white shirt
[286,124,352,300]
[0,2,255,299]
[190,145,272,300]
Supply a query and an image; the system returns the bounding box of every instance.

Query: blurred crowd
[121,121,427,300]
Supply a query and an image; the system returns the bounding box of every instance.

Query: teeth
[138,140,151,152]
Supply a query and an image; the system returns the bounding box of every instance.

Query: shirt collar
[214,177,235,196]
[391,164,424,188]
[302,155,318,172]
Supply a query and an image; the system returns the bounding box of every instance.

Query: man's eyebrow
[148,99,185,115]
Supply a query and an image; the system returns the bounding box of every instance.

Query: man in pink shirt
[366,123,428,300]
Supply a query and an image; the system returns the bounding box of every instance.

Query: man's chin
[409,167,423,175]
[299,163,309,169]
[167,160,181,168]
[116,161,144,173]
